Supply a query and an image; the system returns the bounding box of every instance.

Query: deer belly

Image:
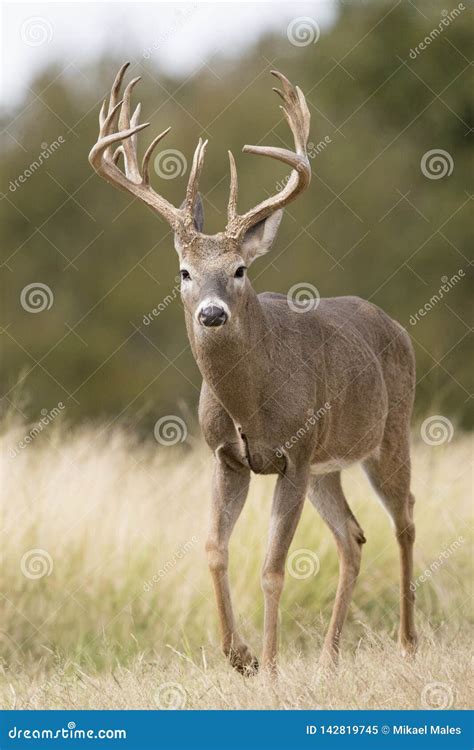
[310,458,355,475]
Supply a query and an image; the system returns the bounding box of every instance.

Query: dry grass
[1,417,472,709]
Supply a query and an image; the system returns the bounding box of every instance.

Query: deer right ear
[241,210,283,264]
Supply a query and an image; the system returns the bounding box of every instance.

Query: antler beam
[88,63,206,233]
[226,70,311,238]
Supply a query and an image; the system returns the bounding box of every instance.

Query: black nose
[198,304,228,327]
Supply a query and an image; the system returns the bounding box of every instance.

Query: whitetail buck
[89,64,417,674]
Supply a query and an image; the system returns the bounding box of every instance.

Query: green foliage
[1,0,472,431]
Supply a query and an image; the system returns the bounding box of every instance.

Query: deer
[89,63,417,675]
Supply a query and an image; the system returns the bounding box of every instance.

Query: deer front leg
[206,448,258,675]
[261,466,309,673]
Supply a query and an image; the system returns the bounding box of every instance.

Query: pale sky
[1,1,338,109]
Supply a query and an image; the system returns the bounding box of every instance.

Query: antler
[226,70,311,239]
[88,62,207,233]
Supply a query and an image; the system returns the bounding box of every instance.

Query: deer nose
[198,304,228,327]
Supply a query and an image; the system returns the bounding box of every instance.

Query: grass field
[1,417,472,710]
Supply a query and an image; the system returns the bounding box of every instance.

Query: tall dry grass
[1,416,472,709]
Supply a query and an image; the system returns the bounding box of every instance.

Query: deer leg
[364,453,417,656]
[308,471,366,667]
[261,467,309,673]
[206,449,257,675]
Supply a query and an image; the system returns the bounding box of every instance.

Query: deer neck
[186,289,270,429]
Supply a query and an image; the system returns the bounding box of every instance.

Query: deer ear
[241,210,283,263]
[177,193,204,232]
[192,193,204,232]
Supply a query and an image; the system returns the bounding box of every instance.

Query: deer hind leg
[308,471,366,667]
[206,448,258,675]
[363,444,417,657]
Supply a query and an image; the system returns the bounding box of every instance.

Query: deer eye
[180,269,191,281]
[234,266,246,278]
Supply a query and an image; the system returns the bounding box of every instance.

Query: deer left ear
[241,210,283,263]
[192,193,204,232]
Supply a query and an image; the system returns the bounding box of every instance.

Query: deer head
[89,63,311,329]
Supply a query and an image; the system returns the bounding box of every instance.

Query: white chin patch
[195,298,231,323]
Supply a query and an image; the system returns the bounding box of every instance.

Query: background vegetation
[1,423,472,708]
[2,0,472,434]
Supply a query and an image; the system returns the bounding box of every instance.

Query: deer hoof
[318,648,339,672]
[228,644,259,676]
[400,632,418,659]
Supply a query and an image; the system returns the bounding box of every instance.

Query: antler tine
[226,70,311,238]
[227,150,238,222]
[109,62,129,115]
[89,63,184,231]
[118,76,142,181]
[142,127,172,185]
[183,138,208,221]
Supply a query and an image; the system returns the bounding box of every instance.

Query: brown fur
[90,66,417,675]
